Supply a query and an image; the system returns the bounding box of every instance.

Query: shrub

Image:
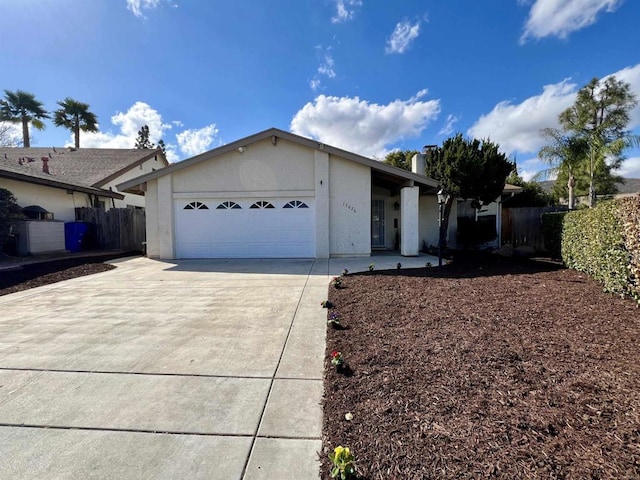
[541,212,567,258]
[562,200,631,299]
[0,188,23,249]
[618,195,640,302]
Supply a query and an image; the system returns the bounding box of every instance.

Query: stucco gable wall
[0,178,98,222]
[329,155,371,256]
[172,138,315,194]
[102,156,165,209]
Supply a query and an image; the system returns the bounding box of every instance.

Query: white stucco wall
[157,175,174,259]
[145,179,160,258]
[172,138,315,194]
[314,150,330,258]
[400,186,419,256]
[329,155,370,256]
[0,178,105,222]
[419,196,458,250]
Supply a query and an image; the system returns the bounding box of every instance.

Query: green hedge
[562,198,640,303]
[618,195,640,302]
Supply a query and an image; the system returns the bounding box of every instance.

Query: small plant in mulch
[331,350,344,368]
[327,311,342,328]
[341,268,349,276]
[331,276,343,288]
[368,263,375,271]
[329,445,356,479]
[321,300,335,309]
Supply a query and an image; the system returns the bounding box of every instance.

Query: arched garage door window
[250,201,275,209]
[184,201,208,210]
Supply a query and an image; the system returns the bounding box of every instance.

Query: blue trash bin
[65,222,89,253]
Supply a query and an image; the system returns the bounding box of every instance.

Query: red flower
[332,351,339,357]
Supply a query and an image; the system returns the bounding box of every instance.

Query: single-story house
[118,128,458,259]
[0,147,169,222]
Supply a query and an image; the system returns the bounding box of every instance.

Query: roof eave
[93,149,168,188]
[0,170,125,199]
[117,128,440,191]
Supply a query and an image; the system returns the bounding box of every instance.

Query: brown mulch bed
[323,253,640,480]
[0,253,131,296]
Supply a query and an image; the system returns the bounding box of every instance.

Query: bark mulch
[323,253,640,480]
[0,253,131,296]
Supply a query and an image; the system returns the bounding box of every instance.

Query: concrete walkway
[0,254,435,479]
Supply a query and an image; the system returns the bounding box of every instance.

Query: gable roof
[0,147,167,199]
[117,128,440,193]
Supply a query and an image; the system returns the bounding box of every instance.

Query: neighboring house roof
[0,147,166,199]
[118,128,441,194]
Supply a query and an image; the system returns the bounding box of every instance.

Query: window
[184,201,209,210]
[216,201,242,209]
[249,201,275,209]
[283,200,309,209]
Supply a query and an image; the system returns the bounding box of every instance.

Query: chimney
[41,157,50,174]
[413,144,437,174]
[411,153,425,175]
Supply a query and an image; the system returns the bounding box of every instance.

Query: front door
[371,199,385,248]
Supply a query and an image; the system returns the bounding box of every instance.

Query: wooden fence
[501,206,567,251]
[75,207,146,251]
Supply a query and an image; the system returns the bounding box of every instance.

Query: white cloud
[331,0,362,23]
[309,78,322,91]
[615,157,640,178]
[468,79,577,155]
[517,157,549,181]
[605,63,640,129]
[0,122,22,147]
[468,63,640,158]
[318,53,336,79]
[290,90,440,157]
[520,0,623,43]
[438,114,459,136]
[79,101,182,161]
[126,0,161,18]
[385,20,421,54]
[81,101,171,148]
[176,124,219,157]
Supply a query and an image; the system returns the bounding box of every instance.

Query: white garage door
[175,198,315,258]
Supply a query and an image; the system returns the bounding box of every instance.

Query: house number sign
[342,201,357,213]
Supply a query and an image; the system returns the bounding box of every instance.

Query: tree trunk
[439,195,455,250]
[588,146,596,208]
[21,116,30,148]
[568,173,575,210]
[74,123,80,149]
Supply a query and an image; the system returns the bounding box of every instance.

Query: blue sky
[1,0,639,179]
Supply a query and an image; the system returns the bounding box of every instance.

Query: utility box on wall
[15,220,67,256]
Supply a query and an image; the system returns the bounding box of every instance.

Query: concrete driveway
[0,254,434,479]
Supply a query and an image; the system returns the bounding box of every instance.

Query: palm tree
[53,97,98,148]
[0,90,49,148]
[536,128,588,210]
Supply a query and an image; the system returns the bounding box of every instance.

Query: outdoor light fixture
[237,146,247,153]
[437,188,445,267]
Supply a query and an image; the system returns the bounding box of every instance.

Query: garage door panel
[175,198,315,258]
